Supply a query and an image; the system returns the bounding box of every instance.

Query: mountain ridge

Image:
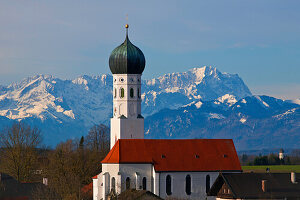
[0,66,298,149]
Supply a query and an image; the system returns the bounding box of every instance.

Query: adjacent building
[208,172,300,200]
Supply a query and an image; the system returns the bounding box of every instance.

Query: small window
[111,177,115,192]
[120,88,125,98]
[142,177,147,190]
[114,88,117,98]
[206,175,210,193]
[166,175,172,196]
[186,175,191,195]
[137,88,140,98]
[130,88,134,98]
[126,177,130,190]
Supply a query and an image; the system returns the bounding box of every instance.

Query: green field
[242,165,300,173]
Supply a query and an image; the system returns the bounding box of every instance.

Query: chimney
[291,172,297,184]
[43,177,48,186]
[262,180,267,192]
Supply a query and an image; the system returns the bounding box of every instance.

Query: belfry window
[142,177,147,190]
[186,175,191,195]
[130,88,134,98]
[166,175,172,195]
[206,175,210,193]
[137,88,140,98]
[114,88,117,98]
[126,177,130,190]
[120,88,125,98]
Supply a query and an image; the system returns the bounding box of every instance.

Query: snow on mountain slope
[0,74,112,126]
[0,66,253,145]
[286,98,300,105]
[145,95,300,150]
[0,66,251,122]
[142,66,252,116]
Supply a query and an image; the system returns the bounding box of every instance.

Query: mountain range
[0,66,299,150]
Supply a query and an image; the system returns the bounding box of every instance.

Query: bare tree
[86,124,110,153]
[0,122,41,182]
[37,124,110,199]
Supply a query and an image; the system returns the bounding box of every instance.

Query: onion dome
[109,24,146,74]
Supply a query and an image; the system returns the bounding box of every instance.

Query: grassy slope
[242,165,300,173]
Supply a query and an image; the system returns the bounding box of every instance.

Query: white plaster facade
[110,74,144,148]
[93,163,222,200]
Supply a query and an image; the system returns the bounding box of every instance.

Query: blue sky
[0,0,299,99]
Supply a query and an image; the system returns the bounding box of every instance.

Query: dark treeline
[0,122,110,200]
[239,151,300,166]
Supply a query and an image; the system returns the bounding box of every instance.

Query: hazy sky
[0,0,299,99]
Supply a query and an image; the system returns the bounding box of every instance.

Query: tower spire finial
[125,14,129,37]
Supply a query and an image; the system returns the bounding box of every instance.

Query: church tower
[108,24,145,149]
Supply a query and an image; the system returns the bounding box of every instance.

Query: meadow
[242,165,300,173]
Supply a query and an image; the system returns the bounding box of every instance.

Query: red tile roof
[81,182,93,195]
[102,139,241,172]
[92,175,98,179]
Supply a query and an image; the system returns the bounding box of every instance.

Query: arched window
[185,175,191,195]
[111,177,115,192]
[142,177,147,190]
[137,88,140,98]
[130,88,134,98]
[120,88,125,98]
[114,88,117,98]
[126,177,130,190]
[166,175,172,196]
[206,175,210,193]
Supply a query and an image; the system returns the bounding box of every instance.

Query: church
[92,24,242,200]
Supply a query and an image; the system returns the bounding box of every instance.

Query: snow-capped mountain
[0,74,112,125]
[0,74,113,143]
[0,66,298,149]
[142,66,252,116]
[144,95,300,150]
[0,66,250,124]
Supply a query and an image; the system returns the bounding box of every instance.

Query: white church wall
[93,176,99,200]
[102,172,110,199]
[153,166,160,196]
[102,164,120,194]
[159,172,219,200]
[101,163,152,195]
[119,163,153,191]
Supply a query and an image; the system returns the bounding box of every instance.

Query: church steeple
[109,25,145,149]
[109,24,145,75]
